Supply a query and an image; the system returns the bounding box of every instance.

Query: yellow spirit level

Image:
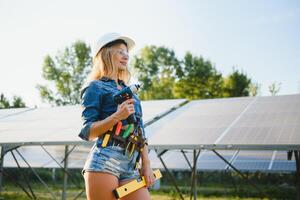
[113,169,162,199]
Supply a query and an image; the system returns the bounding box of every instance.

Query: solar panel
[141,99,186,123]
[198,150,236,171]
[0,99,186,145]
[271,151,296,172]
[147,97,254,149]
[0,105,83,145]
[218,94,300,147]
[230,150,273,171]
[0,107,33,119]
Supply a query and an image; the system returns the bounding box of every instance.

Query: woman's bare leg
[84,172,119,200]
[119,179,151,200]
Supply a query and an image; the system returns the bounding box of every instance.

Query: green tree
[12,96,26,108]
[36,41,92,106]
[268,82,281,96]
[0,93,26,109]
[0,93,10,109]
[223,68,252,97]
[173,52,223,99]
[131,46,181,100]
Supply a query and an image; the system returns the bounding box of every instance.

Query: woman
[79,32,155,200]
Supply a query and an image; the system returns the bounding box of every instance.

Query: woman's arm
[88,98,135,141]
[88,113,120,141]
[141,145,155,187]
[141,144,150,165]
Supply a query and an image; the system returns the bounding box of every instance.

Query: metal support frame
[62,145,69,200]
[1,144,85,200]
[40,145,84,200]
[294,150,300,200]
[10,151,36,199]
[0,145,4,193]
[14,149,58,199]
[181,149,201,200]
[224,150,240,195]
[1,167,34,198]
[156,149,201,200]
[190,150,201,200]
[156,149,184,200]
[212,149,268,199]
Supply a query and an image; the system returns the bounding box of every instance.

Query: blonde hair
[88,43,131,84]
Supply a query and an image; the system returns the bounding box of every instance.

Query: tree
[0,93,10,109]
[249,82,261,96]
[173,52,223,99]
[132,46,181,100]
[12,96,26,108]
[268,82,281,96]
[132,46,254,100]
[0,93,26,109]
[223,68,252,97]
[36,41,92,106]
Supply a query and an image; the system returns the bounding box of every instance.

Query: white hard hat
[92,32,135,58]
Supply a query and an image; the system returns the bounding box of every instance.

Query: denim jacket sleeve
[78,81,102,141]
[139,117,147,140]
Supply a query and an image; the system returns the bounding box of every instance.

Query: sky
[0,0,299,107]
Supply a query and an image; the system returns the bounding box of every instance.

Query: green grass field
[1,169,296,199]
[0,192,267,200]
[0,184,282,200]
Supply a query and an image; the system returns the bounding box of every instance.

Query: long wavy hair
[88,41,131,84]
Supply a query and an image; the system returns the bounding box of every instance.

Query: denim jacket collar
[99,76,125,86]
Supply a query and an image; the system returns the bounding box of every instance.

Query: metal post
[62,145,69,200]
[0,146,4,193]
[294,151,300,200]
[157,150,184,200]
[189,150,200,200]
[193,150,197,200]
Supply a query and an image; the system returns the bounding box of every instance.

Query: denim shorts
[82,144,140,182]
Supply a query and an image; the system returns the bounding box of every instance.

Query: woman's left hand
[141,160,155,188]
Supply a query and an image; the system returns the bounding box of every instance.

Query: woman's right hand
[113,98,135,121]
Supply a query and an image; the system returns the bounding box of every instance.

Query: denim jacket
[78,76,146,142]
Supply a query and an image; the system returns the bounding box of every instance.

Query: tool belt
[100,122,146,163]
[103,129,127,148]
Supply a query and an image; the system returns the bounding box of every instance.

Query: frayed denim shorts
[82,144,140,182]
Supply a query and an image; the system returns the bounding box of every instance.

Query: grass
[0,192,266,200]
[0,184,279,200]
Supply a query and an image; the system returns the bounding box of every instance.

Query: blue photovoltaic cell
[272,161,296,172]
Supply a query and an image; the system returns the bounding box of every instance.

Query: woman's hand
[141,160,155,188]
[113,98,135,121]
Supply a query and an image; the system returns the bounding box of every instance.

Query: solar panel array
[147,94,300,150]
[147,97,254,148]
[0,99,186,145]
[1,95,298,173]
[0,105,83,145]
[217,95,300,146]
